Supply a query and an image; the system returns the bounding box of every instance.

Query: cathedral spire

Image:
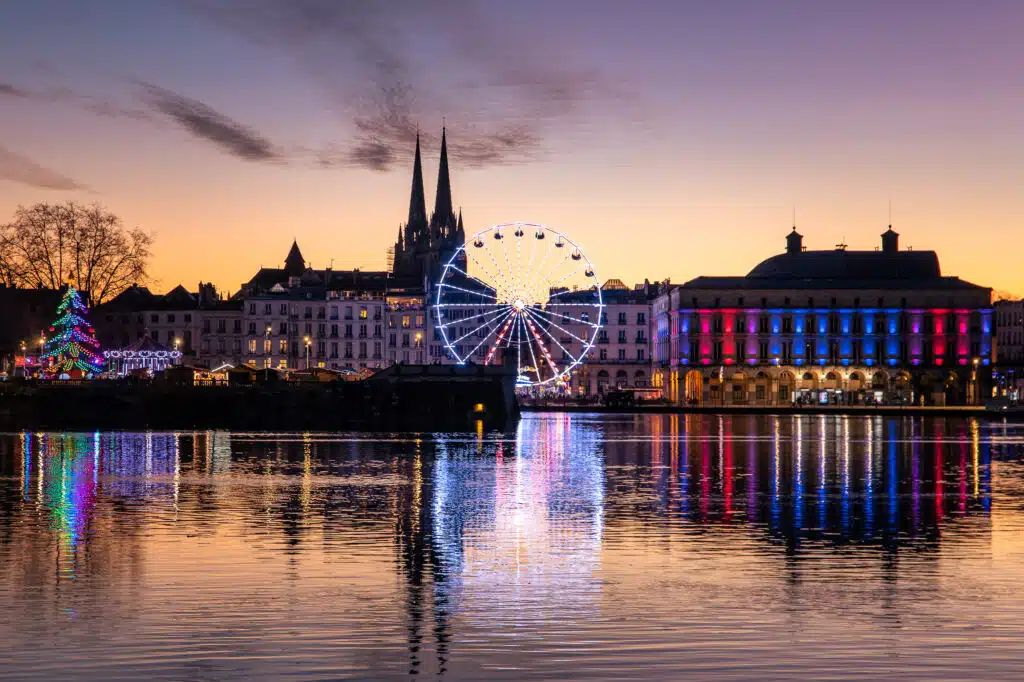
[431,126,455,239]
[406,133,428,242]
[456,207,465,241]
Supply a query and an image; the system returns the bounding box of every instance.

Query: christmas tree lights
[41,285,105,376]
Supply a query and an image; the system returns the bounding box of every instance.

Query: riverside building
[652,227,993,406]
[542,279,664,396]
[95,129,461,373]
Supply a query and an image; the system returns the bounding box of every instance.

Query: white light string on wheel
[434,222,603,387]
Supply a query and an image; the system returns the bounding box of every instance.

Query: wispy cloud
[138,82,282,161]
[1,80,152,120]
[6,2,618,172]
[335,83,542,171]
[185,0,614,170]
[0,145,85,190]
[0,82,31,98]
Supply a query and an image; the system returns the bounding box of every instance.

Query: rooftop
[681,229,989,293]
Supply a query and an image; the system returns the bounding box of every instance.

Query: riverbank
[0,364,518,430]
[522,403,991,417]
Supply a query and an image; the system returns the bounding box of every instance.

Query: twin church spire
[393,127,465,281]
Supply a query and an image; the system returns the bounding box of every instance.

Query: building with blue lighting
[653,227,993,406]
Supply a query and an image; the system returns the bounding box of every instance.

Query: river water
[2,414,1024,680]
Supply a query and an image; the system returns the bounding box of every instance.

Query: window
[618,312,627,325]
[637,348,645,361]
[248,339,257,354]
[618,330,627,343]
[637,312,646,325]
[618,348,626,360]
[279,339,287,354]
[599,348,608,360]
[360,307,368,319]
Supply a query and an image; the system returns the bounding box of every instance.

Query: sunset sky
[2,1,1022,297]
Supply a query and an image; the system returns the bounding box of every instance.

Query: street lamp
[304,335,311,369]
[972,356,981,405]
[37,335,45,377]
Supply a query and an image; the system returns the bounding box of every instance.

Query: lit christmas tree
[41,285,105,377]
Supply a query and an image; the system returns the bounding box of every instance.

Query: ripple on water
[2,415,1024,679]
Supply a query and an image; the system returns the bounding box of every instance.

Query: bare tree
[0,202,152,304]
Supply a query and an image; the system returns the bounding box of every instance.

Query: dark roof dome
[747,249,941,280]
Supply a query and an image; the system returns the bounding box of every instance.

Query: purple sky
[2,1,1022,296]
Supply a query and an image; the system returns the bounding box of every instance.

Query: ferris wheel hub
[513,298,526,311]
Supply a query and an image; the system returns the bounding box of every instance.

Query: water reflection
[1,415,1023,679]
[635,415,993,548]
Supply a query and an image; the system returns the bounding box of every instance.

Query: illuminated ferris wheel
[434,222,603,387]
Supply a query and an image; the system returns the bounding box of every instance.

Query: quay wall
[0,365,518,431]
